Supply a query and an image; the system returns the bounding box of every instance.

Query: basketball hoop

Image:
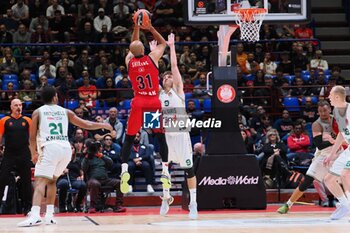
[233,8,267,42]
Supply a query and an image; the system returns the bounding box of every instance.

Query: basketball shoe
[277,204,290,214]
[120,171,130,194]
[160,196,174,216]
[188,203,198,219]
[44,213,57,225]
[17,212,42,227]
[330,203,350,220]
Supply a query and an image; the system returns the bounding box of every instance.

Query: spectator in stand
[54,66,67,87]
[102,134,122,179]
[97,24,113,43]
[78,0,94,19]
[78,75,98,108]
[49,10,70,42]
[30,24,49,43]
[11,0,29,24]
[273,110,294,138]
[319,76,337,100]
[112,0,130,27]
[278,51,293,75]
[56,143,87,213]
[0,9,19,32]
[93,8,111,33]
[254,43,265,63]
[236,43,248,74]
[249,106,266,137]
[29,13,49,33]
[294,24,315,45]
[78,21,97,43]
[58,72,78,102]
[300,96,318,123]
[287,121,311,160]
[74,50,94,76]
[0,53,19,75]
[77,9,94,31]
[19,51,37,73]
[101,77,117,107]
[127,132,155,193]
[28,0,47,19]
[260,52,277,76]
[1,82,18,109]
[291,77,308,97]
[246,53,260,74]
[261,128,290,188]
[116,76,134,99]
[104,107,124,145]
[38,59,56,79]
[0,24,13,43]
[274,67,288,87]
[81,139,125,213]
[93,115,117,142]
[183,74,194,94]
[260,24,278,40]
[187,99,204,145]
[305,43,316,62]
[19,68,35,86]
[95,56,113,78]
[35,75,50,100]
[331,66,347,85]
[193,73,212,99]
[18,79,35,103]
[56,51,74,68]
[153,0,178,26]
[257,114,272,141]
[292,45,310,70]
[310,50,328,71]
[242,81,256,106]
[241,129,255,154]
[46,0,65,19]
[254,69,265,86]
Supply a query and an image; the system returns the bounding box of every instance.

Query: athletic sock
[121,163,128,174]
[46,205,54,215]
[163,188,170,199]
[30,206,40,217]
[189,188,197,204]
[162,162,169,175]
[337,195,349,206]
[286,199,294,208]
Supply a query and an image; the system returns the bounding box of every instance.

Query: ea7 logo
[198,176,259,186]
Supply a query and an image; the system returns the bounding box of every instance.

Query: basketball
[133,9,151,28]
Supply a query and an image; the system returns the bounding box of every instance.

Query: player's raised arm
[29,109,39,163]
[67,110,113,131]
[168,33,183,95]
[125,24,141,67]
[147,24,167,64]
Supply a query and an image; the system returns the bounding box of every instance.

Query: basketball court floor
[0,205,349,233]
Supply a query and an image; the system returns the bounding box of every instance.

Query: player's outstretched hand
[167,33,175,47]
[102,123,113,132]
[149,40,157,52]
[323,155,332,166]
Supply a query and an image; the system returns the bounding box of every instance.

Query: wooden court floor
[0,205,349,233]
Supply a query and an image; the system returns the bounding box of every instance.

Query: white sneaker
[188,202,198,220]
[44,213,57,225]
[129,185,133,193]
[330,204,350,220]
[147,185,155,193]
[17,212,42,227]
[160,196,174,216]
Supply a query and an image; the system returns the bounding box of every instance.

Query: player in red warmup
[119,21,170,195]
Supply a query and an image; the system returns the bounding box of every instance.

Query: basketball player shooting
[121,10,170,195]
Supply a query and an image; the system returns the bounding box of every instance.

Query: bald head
[130,40,144,57]
[331,85,346,100]
[10,99,22,116]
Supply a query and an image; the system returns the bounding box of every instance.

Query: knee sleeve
[299,175,314,192]
[155,133,168,162]
[184,167,195,179]
[121,135,136,163]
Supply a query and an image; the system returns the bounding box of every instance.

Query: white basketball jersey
[333,103,350,144]
[159,88,189,132]
[37,104,70,148]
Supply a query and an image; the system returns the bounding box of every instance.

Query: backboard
[185,0,310,25]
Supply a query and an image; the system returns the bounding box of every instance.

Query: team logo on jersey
[217,84,236,103]
[143,110,161,129]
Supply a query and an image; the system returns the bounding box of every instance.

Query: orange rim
[234,8,267,22]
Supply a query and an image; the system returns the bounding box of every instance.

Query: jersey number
[49,123,63,135]
[136,74,153,90]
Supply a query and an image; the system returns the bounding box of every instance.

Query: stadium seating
[64,100,79,110]
[203,98,211,113]
[3,74,18,81]
[284,75,295,84]
[283,97,300,112]
[2,79,19,90]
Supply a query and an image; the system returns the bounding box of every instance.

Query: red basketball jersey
[128,55,159,97]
